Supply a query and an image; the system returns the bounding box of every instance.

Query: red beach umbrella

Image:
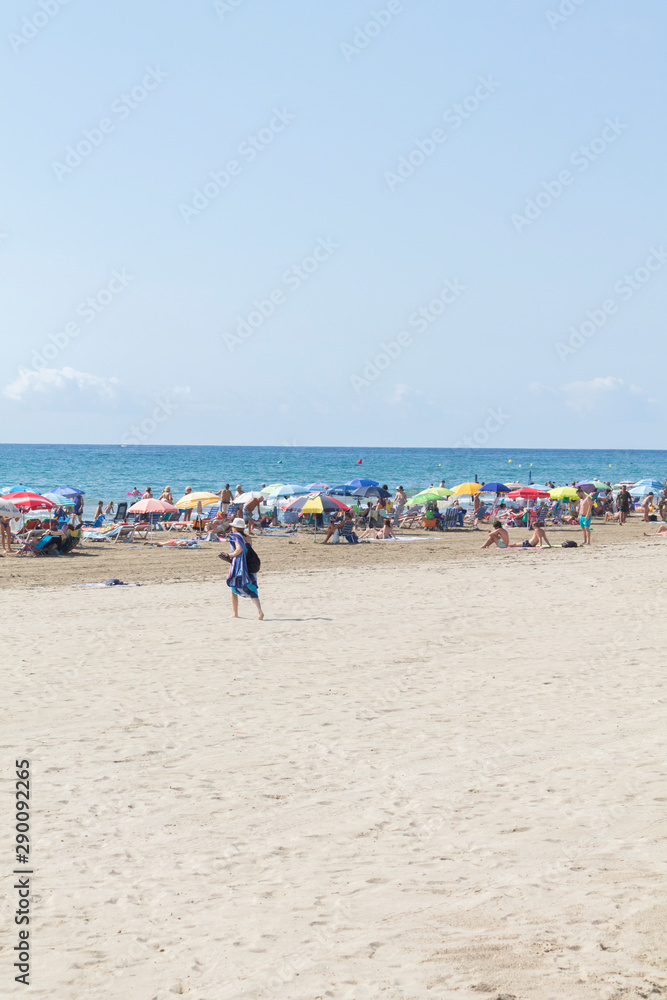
[506,488,551,499]
[4,491,55,511]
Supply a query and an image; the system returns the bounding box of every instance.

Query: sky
[1,0,666,449]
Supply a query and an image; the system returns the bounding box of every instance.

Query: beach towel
[226,532,259,599]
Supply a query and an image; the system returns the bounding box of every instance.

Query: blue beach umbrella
[306,482,330,491]
[345,478,380,488]
[50,485,85,496]
[629,484,658,497]
[480,482,510,493]
[265,484,309,497]
[2,485,33,494]
[633,479,664,490]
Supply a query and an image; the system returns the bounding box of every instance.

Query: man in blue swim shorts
[577,489,593,546]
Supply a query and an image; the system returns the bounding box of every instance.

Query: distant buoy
[357,459,363,465]
[508,459,512,463]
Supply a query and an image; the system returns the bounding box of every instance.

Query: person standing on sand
[577,488,592,545]
[642,492,655,522]
[617,485,631,525]
[243,495,263,532]
[104,500,115,515]
[393,486,406,526]
[73,491,84,524]
[219,518,264,620]
[218,484,232,519]
[0,515,12,553]
[94,501,103,521]
[182,485,193,522]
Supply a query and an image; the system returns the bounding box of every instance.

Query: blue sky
[1,0,665,448]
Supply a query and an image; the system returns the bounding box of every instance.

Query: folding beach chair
[442,508,464,530]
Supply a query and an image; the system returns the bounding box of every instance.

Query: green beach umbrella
[409,488,453,504]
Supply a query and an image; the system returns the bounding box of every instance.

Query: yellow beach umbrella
[175,491,221,509]
[451,482,481,495]
[550,486,579,500]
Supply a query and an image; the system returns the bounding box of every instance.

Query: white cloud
[3,367,122,406]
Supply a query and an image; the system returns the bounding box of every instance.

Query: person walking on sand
[617,485,631,525]
[577,488,592,545]
[219,518,264,620]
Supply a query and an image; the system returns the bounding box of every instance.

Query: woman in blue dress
[219,517,264,619]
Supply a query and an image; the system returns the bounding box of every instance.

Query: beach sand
[3,532,667,998]
[0,517,656,589]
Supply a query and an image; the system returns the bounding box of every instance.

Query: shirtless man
[480,520,510,549]
[243,495,263,532]
[577,488,592,545]
[218,484,232,519]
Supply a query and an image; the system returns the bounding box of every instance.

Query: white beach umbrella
[0,499,21,518]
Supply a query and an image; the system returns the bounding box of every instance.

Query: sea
[1,443,666,516]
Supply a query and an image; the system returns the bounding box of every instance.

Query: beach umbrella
[451,482,481,495]
[506,487,550,499]
[2,485,33,494]
[128,498,178,514]
[349,485,391,498]
[409,488,452,504]
[575,481,596,493]
[43,491,76,507]
[50,485,85,496]
[345,478,380,488]
[306,482,330,491]
[265,484,309,497]
[480,482,510,493]
[629,484,657,498]
[591,480,610,490]
[632,479,664,490]
[550,486,579,500]
[0,499,21,518]
[261,483,284,495]
[283,493,350,514]
[3,491,55,511]
[175,491,221,509]
[283,493,350,540]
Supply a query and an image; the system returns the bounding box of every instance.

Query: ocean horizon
[1,444,665,513]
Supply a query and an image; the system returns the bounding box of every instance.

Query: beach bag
[245,541,261,573]
[562,539,578,547]
[330,528,340,544]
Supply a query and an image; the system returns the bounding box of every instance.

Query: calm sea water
[1,444,666,515]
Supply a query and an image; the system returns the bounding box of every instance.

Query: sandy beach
[3,532,666,998]
[0,517,656,589]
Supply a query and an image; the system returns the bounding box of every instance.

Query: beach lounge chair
[113,502,128,522]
